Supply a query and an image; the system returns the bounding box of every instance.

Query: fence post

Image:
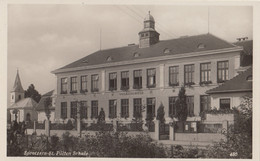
[33,121,36,134]
[154,120,160,140]
[113,119,117,133]
[222,120,228,133]
[77,118,81,137]
[45,119,50,137]
[169,123,175,141]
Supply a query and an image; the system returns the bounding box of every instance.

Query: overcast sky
[7,4,252,104]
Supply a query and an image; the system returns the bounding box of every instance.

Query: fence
[174,121,223,133]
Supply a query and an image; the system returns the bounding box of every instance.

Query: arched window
[26,113,31,122]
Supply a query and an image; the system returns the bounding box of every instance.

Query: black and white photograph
[1,1,259,160]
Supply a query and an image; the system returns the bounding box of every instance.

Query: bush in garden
[156,103,165,123]
[66,119,74,130]
[204,96,252,159]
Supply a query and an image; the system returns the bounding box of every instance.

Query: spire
[12,70,24,92]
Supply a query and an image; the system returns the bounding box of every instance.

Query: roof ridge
[208,33,237,47]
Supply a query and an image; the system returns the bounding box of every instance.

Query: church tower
[138,11,160,48]
[10,70,25,105]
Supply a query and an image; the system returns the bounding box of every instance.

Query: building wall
[211,92,252,109]
[54,51,240,122]
[37,111,55,122]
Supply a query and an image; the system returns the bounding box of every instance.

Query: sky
[7,4,252,105]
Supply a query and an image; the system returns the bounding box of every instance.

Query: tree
[156,103,165,124]
[175,86,188,121]
[97,108,105,124]
[24,84,41,103]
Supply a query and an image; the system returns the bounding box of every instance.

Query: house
[206,67,252,110]
[51,12,243,127]
[35,90,56,122]
[8,71,38,122]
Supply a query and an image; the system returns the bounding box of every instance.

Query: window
[109,100,117,119]
[147,68,156,88]
[81,101,87,119]
[121,99,129,118]
[169,97,177,117]
[133,98,142,119]
[163,48,171,54]
[109,72,117,91]
[147,98,156,117]
[70,101,77,119]
[91,101,98,119]
[186,96,194,117]
[133,70,142,89]
[220,98,230,110]
[91,74,99,92]
[200,95,211,113]
[18,95,21,100]
[169,66,179,86]
[107,56,112,62]
[61,102,67,119]
[217,61,229,83]
[70,77,77,93]
[200,63,211,84]
[61,78,68,94]
[80,75,88,92]
[121,71,129,90]
[184,64,195,85]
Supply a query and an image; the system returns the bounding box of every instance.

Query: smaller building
[36,90,56,122]
[8,71,38,122]
[8,98,38,122]
[206,67,252,109]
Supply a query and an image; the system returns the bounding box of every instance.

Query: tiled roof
[36,90,55,111]
[56,34,237,71]
[9,98,38,109]
[206,67,252,94]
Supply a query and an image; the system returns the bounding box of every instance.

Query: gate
[159,123,169,140]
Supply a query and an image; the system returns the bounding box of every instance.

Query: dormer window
[197,43,206,49]
[246,75,252,81]
[82,59,88,63]
[163,48,171,54]
[133,52,140,58]
[107,56,113,62]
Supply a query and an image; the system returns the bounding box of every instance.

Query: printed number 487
[230,152,238,157]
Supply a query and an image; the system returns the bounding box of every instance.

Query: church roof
[8,97,38,110]
[11,70,24,92]
[36,90,55,111]
[206,67,252,94]
[53,33,240,73]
